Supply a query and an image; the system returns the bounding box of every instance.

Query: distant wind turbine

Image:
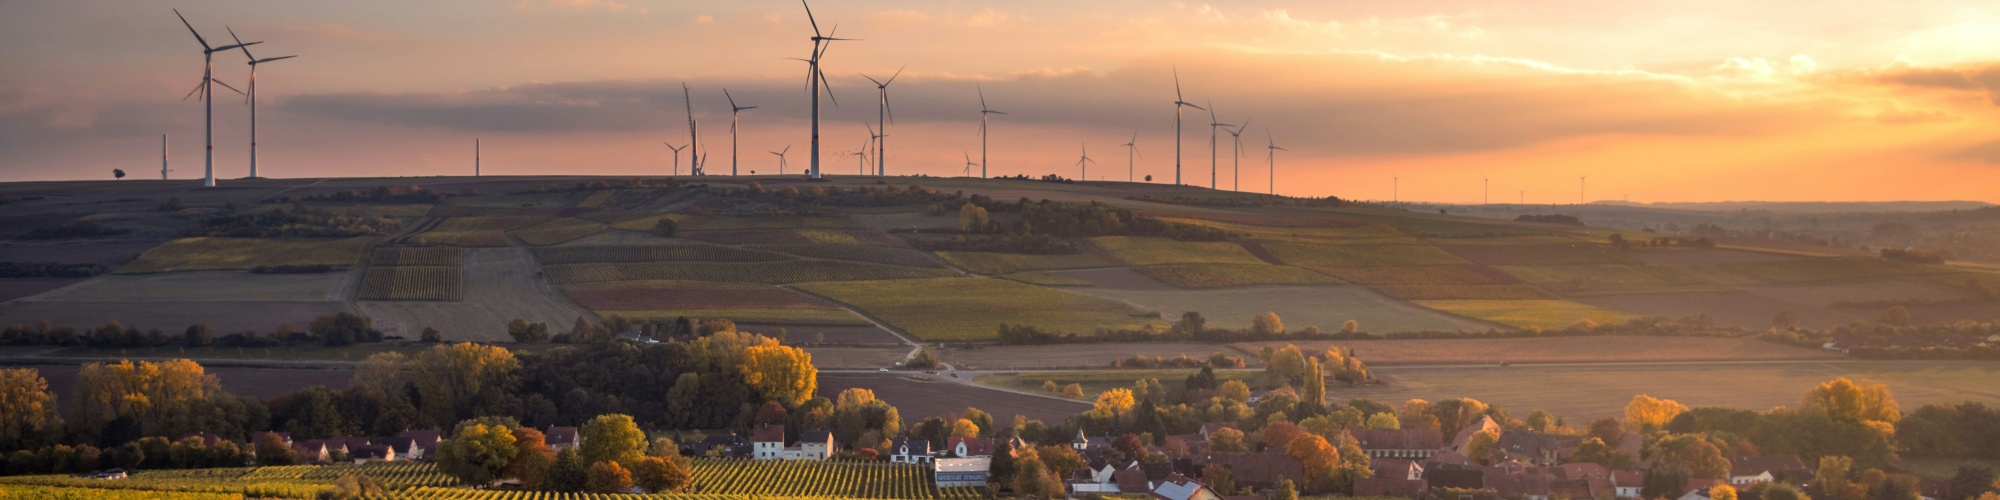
[173,9,259,188]
[799,0,855,179]
[1075,143,1095,180]
[770,145,791,175]
[1206,99,1233,190]
[861,65,904,176]
[1578,173,1589,204]
[864,122,884,176]
[475,138,480,176]
[226,27,292,180]
[664,142,688,176]
[1394,174,1400,202]
[1171,69,1204,186]
[682,83,702,175]
[961,152,976,177]
[1120,130,1140,182]
[1264,129,1286,195]
[977,85,1006,178]
[725,89,756,176]
[1483,175,1490,205]
[1225,120,1250,191]
[161,134,171,180]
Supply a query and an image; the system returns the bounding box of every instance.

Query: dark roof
[384,437,419,455]
[696,434,751,457]
[1194,452,1304,488]
[1559,463,1609,481]
[1498,431,1582,459]
[949,437,996,456]
[1612,470,1644,488]
[1550,478,1598,500]
[752,424,785,443]
[1731,455,1808,477]
[890,437,932,456]
[1141,462,1177,483]
[1115,468,1152,493]
[1487,473,1553,497]
[545,426,580,445]
[350,444,394,460]
[800,430,834,445]
[1350,428,1446,450]
[398,430,442,449]
[1372,458,1423,480]
[1356,478,1429,499]
[1428,468,1487,490]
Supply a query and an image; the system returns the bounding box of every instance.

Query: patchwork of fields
[360,247,591,342]
[795,277,1168,341]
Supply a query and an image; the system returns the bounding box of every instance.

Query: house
[292,442,331,463]
[1425,451,1475,468]
[1349,428,1446,459]
[935,457,991,487]
[1485,471,1554,500]
[396,430,442,460]
[795,430,836,460]
[694,434,752,458]
[545,426,581,451]
[948,437,996,458]
[1611,470,1644,499]
[385,437,422,461]
[1072,429,1113,454]
[888,437,933,464]
[1165,434,1209,457]
[1550,478,1609,500]
[752,424,788,460]
[751,424,835,460]
[1427,467,1488,491]
[1070,459,1124,494]
[1373,459,1425,481]
[1116,462,1181,494]
[1497,431,1582,466]
[349,444,397,463]
[1189,452,1305,490]
[90,469,129,480]
[1450,416,1503,454]
[1675,480,1730,500]
[1730,456,1808,486]
[1152,473,1224,500]
[1559,463,1609,481]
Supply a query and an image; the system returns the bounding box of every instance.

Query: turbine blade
[885,64,906,86]
[254,55,297,64]
[801,0,822,37]
[227,26,255,60]
[1237,119,1252,134]
[861,74,884,87]
[210,78,245,96]
[181,79,206,101]
[885,97,895,124]
[174,9,210,50]
[1173,67,1183,101]
[818,69,838,106]
[724,88,738,109]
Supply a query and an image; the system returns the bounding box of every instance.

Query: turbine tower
[161,134,171,180]
[1578,174,1589,204]
[799,1,854,180]
[724,89,756,176]
[1171,69,1204,185]
[1225,120,1250,191]
[861,65,904,176]
[961,152,977,177]
[172,9,258,188]
[1483,175,1490,205]
[977,85,1006,178]
[682,83,702,175]
[664,142,688,175]
[475,139,480,176]
[1394,174,1400,202]
[1075,143,1095,181]
[770,145,791,175]
[1205,100,1234,190]
[1264,129,1286,195]
[1120,130,1140,182]
[864,122,884,175]
[227,27,293,180]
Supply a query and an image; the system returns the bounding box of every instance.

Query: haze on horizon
[3,0,2000,204]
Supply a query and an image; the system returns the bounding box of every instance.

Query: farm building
[1349,428,1445,459]
[694,434,752,458]
[946,437,996,458]
[1729,455,1808,485]
[935,457,991,487]
[888,437,932,464]
[752,424,835,460]
[544,426,580,451]
[1151,473,1223,500]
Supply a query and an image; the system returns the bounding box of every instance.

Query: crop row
[746,244,948,268]
[687,459,982,499]
[530,245,787,265]
[547,261,957,285]
[374,246,465,267]
[360,266,464,301]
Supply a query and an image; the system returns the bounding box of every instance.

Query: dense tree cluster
[0,261,109,278]
[185,203,398,238]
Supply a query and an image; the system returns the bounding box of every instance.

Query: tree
[1712,484,1740,500]
[1878,305,1911,326]
[1301,356,1326,415]
[1775,311,1801,329]
[1466,428,1501,465]
[548,448,588,492]
[630,456,691,493]
[1653,433,1731,480]
[1643,464,1691,500]
[1819,455,1866,500]
[1273,479,1300,500]
[504,427,556,489]
[1366,412,1401,430]
[1287,433,1342,494]
[1095,388,1135,414]
[1062,383,1084,399]
[1036,444,1085,478]
[1341,320,1359,334]
[961,408,994,438]
[436,420,520,485]
[653,218,677,237]
[0,369,59,450]
[420,327,443,343]
[1041,380,1059,393]
[1870,474,1921,500]
[183,324,214,347]
[1588,417,1623,444]
[1526,410,1557,432]
[1263,421,1309,451]
[1804,377,1901,425]
[1267,344,1307,384]
[1571,438,1637,470]
[1203,463,1237,495]
[740,343,817,406]
[309,312,375,347]
[1219,380,1251,404]
[1209,427,1248,452]
[586,460,633,493]
[1756,482,1810,500]
[581,414,647,466]
[951,418,981,438]
[1949,465,1996,500]
[958,203,990,232]
[1253,311,1285,336]
[1625,394,1689,433]
[410,343,520,429]
[1012,447,1063,499]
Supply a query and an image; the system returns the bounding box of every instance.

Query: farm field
[1413,299,1631,329]
[1260,241,1470,267]
[1437,241,1640,266]
[794,277,1166,341]
[1087,236,1265,266]
[748,243,948,268]
[756,323,905,344]
[360,247,591,342]
[997,271,1093,286]
[934,251,1112,275]
[1072,284,1493,332]
[560,280,872,327]
[1053,267,1173,289]
[547,260,958,285]
[531,244,786,265]
[802,346,910,369]
[975,369,1264,397]
[1717,258,1946,284]
[24,271,354,302]
[945,343,1257,370]
[118,237,376,273]
[819,373,1085,423]
[1349,360,2000,420]
[1744,279,1973,306]
[1231,336,1840,365]
[0,300,349,336]
[649,214,864,232]
[1307,265,1513,285]
[509,217,608,246]
[0,278,87,302]
[371,247,463,266]
[684,459,980,499]
[0,240,163,266]
[1131,263,1340,288]
[358,266,463,301]
[1570,291,1861,329]
[1628,248,1799,265]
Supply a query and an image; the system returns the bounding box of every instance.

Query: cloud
[1869,63,2000,104]
[1951,138,2000,164]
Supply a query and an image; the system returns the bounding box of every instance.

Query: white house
[753,424,787,460]
[947,437,996,458]
[1612,470,1643,500]
[795,430,836,460]
[888,437,932,464]
[752,424,835,460]
[1069,460,1125,494]
[935,458,991,488]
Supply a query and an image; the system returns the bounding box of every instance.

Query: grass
[530,244,787,265]
[1132,264,1342,288]
[935,251,1113,275]
[598,307,868,325]
[118,237,375,273]
[546,260,958,285]
[1071,285,1492,333]
[1261,241,1471,267]
[795,277,1167,341]
[999,271,1094,286]
[1087,236,1265,266]
[1154,217,1412,244]
[574,190,614,208]
[1412,299,1631,329]
[614,214,864,232]
[748,243,948,268]
[508,217,605,245]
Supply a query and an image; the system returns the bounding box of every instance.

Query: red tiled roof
[1349,428,1446,450]
[1356,478,1428,498]
[752,424,786,443]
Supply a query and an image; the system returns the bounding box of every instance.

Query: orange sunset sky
[3,1,1999,203]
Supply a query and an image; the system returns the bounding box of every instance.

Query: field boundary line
[779,284,924,364]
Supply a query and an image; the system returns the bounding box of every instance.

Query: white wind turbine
[664,142,688,175]
[226,27,292,180]
[682,83,703,175]
[725,89,756,176]
[977,85,1006,178]
[861,65,904,176]
[1578,173,1589,204]
[961,152,977,177]
[1205,99,1233,190]
[1225,119,1250,191]
[1075,143,1095,181]
[799,0,855,179]
[1264,129,1286,195]
[770,145,791,175]
[173,9,258,188]
[864,122,884,176]
[1171,69,1204,186]
[1121,131,1141,182]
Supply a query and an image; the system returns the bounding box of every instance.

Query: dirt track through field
[358,247,594,342]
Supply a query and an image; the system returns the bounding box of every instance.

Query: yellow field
[118,237,376,273]
[1412,299,1632,329]
[935,251,1112,275]
[796,277,1168,340]
[1087,236,1265,266]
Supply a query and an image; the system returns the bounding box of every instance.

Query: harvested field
[998,271,1093,287]
[1717,258,1944,284]
[358,266,462,301]
[935,251,1112,275]
[509,217,606,246]
[370,246,462,266]
[546,260,957,285]
[1629,248,1799,265]
[1087,236,1265,266]
[795,277,1166,341]
[1372,284,1555,300]
[0,300,348,334]
[1413,299,1631,329]
[1261,242,1470,267]
[552,230,684,246]
[33,365,355,409]
[0,279,86,303]
[755,323,904,344]
[600,308,866,325]
[1439,242,1638,266]
[674,230,815,245]
[530,245,786,265]
[802,347,910,369]
[26,271,353,302]
[562,280,842,310]
[1073,285,1494,333]
[1495,264,1708,292]
[1572,291,1860,329]
[632,214,863,232]
[1349,360,2000,420]
[1132,264,1341,288]
[0,241,160,266]
[358,247,592,342]
[433,215,553,231]
[817,374,1085,423]
[946,343,1258,371]
[976,369,1265,398]
[118,237,374,273]
[1746,279,1971,306]
[402,230,511,247]
[1234,336,1838,365]
[1313,265,1513,285]
[571,209,652,224]
[748,244,948,268]
[1054,268,1174,290]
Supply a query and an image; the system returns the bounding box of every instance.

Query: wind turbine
[226,27,292,180]
[1483,175,1490,205]
[961,152,977,177]
[664,142,688,175]
[1225,120,1250,191]
[1075,143,1096,181]
[844,148,867,175]
[1120,130,1140,182]
[1393,174,1400,202]
[161,134,171,180]
[770,145,791,175]
[1171,69,1204,186]
[1578,174,1589,204]
[172,9,258,188]
[977,85,1006,178]
[800,0,855,179]
[861,65,904,176]
[724,89,756,176]
[682,83,702,175]
[1205,99,1233,190]
[1264,129,1286,195]
[864,122,884,176]
[475,139,480,176]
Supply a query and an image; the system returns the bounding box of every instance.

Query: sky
[3,1,2000,203]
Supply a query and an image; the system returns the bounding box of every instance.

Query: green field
[1718,258,1949,284]
[1412,299,1631,329]
[935,251,1112,275]
[1495,264,1707,288]
[1313,265,1507,285]
[118,237,376,273]
[749,243,948,268]
[1262,241,1470,267]
[795,277,1167,340]
[1132,263,1342,288]
[1087,236,1265,266]
[547,260,958,285]
[508,217,606,245]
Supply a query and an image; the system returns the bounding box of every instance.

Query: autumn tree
[0,368,60,450]
[1253,311,1285,336]
[1625,394,1689,433]
[1803,378,1901,425]
[831,388,902,450]
[1366,412,1401,430]
[630,455,691,493]
[504,427,556,489]
[586,460,633,493]
[1712,484,1740,500]
[959,203,991,232]
[436,419,520,485]
[740,343,818,406]
[1653,433,1731,480]
[952,418,981,438]
[1209,427,1248,452]
[1571,437,1638,470]
[1287,433,1343,494]
[70,359,234,442]
[581,414,647,466]
[1466,428,1502,465]
[1204,463,1238,495]
[1266,344,1308,385]
[410,343,520,428]
[1219,380,1251,403]
[1095,388,1135,414]
[1301,356,1326,414]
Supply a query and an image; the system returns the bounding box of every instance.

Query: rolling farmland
[118,237,376,273]
[795,277,1166,341]
[360,247,591,342]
